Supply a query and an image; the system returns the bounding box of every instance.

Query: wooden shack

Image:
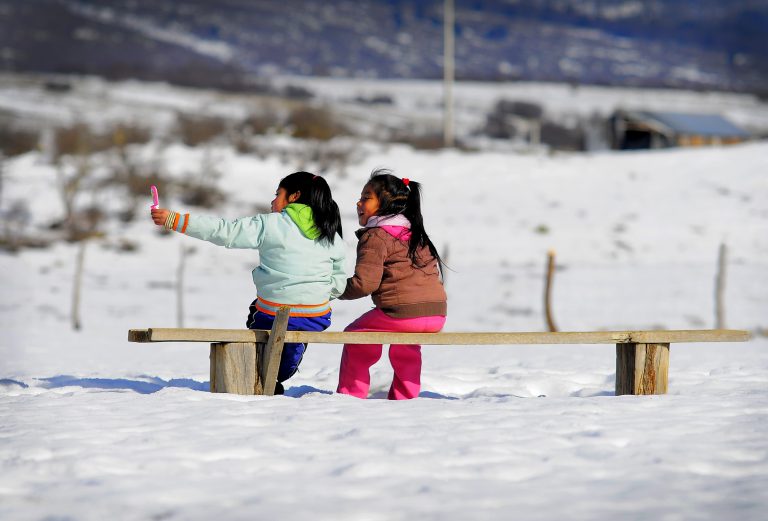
[611,110,750,150]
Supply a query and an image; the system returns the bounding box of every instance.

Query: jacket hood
[284,203,320,240]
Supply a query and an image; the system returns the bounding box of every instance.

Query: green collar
[284,203,320,240]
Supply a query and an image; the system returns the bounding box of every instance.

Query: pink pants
[336,308,446,400]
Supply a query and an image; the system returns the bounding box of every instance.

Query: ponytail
[279,171,342,244]
[367,169,443,272]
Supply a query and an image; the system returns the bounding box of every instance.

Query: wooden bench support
[259,306,290,396]
[210,342,257,395]
[615,343,670,395]
[209,307,290,396]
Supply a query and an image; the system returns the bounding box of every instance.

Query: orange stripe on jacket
[254,302,331,318]
[181,214,189,234]
[257,297,329,309]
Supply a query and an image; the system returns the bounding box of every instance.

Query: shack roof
[624,111,750,138]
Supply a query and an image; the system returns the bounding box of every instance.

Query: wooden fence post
[715,242,727,329]
[544,249,558,332]
[72,239,87,330]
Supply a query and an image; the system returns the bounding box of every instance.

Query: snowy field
[1,77,768,520]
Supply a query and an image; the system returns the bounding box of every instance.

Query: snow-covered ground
[5,73,768,142]
[1,77,767,520]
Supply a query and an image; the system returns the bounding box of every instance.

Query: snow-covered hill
[2,0,766,92]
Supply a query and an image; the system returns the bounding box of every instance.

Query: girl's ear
[288,191,301,203]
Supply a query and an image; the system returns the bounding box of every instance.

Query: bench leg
[615,342,670,395]
[210,342,258,395]
[208,306,291,396]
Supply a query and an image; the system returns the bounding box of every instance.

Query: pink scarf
[366,214,412,241]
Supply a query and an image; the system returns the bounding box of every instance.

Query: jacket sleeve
[329,236,347,300]
[339,230,386,300]
[183,214,267,249]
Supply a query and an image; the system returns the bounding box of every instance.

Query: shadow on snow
[6,376,615,399]
[37,375,209,394]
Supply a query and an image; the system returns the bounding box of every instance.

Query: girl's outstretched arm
[152,207,267,249]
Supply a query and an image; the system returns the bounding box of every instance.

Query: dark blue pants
[246,304,331,383]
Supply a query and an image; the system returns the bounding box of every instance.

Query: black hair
[366,168,443,272]
[279,171,342,244]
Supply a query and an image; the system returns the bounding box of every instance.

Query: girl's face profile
[357,184,380,226]
[271,187,298,213]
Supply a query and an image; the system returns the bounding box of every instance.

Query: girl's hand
[151,208,170,226]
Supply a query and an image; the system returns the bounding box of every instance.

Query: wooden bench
[128,307,750,397]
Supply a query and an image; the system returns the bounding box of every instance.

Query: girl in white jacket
[151,172,346,394]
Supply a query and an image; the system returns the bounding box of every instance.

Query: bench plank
[129,329,750,345]
[129,328,270,343]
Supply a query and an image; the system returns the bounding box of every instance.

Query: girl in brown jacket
[337,170,447,400]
